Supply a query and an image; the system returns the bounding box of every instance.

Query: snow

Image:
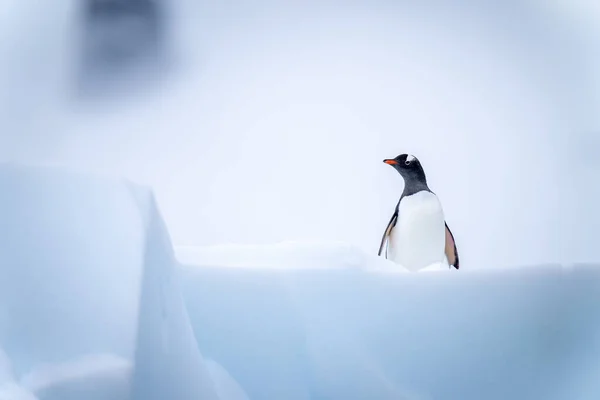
[20,354,130,400]
[174,242,457,274]
[0,383,37,400]
[204,359,251,400]
[179,259,600,400]
[0,349,12,385]
[175,241,401,271]
[129,188,220,400]
[0,164,246,400]
[0,164,143,375]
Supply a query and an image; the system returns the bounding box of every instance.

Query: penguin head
[383,154,427,184]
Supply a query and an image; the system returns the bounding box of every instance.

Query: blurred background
[0,0,597,270]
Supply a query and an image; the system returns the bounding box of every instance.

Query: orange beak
[383,159,398,165]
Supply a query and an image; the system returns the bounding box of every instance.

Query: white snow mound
[175,240,405,271]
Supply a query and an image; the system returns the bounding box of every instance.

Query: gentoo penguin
[378,154,459,271]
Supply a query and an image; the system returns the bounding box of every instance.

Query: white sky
[0,0,598,269]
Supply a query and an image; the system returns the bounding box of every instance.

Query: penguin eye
[404,154,416,166]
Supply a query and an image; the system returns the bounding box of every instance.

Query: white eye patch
[406,154,416,163]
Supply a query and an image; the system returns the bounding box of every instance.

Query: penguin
[378,154,459,271]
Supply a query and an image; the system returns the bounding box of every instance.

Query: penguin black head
[383,154,429,195]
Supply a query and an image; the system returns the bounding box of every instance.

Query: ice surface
[129,189,219,400]
[20,354,130,400]
[204,359,250,400]
[0,349,12,385]
[175,241,403,271]
[0,348,36,400]
[0,164,243,400]
[0,383,37,400]
[179,256,600,400]
[0,164,144,375]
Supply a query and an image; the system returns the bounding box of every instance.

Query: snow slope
[177,244,600,400]
[0,164,247,400]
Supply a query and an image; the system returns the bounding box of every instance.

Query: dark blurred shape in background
[77,0,169,98]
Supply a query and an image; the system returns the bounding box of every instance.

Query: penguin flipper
[444,222,459,269]
[378,211,398,258]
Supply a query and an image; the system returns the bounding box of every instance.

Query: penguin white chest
[388,191,446,271]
